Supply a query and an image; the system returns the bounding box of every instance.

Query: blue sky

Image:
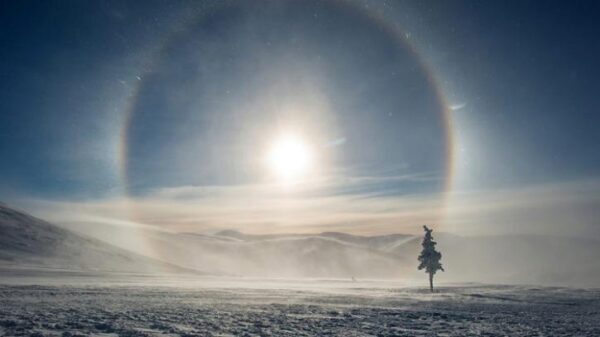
[1,1,599,236]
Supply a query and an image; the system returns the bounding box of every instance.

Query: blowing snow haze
[1,0,600,288]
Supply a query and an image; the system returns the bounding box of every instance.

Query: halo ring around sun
[117,0,456,223]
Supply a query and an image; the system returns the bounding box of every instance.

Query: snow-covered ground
[1,274,598,337]
[1,203,599,336]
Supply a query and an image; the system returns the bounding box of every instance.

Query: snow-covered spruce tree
[417,225,444,292]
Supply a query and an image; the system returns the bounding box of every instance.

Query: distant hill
[0,203,200,275]
[10,202,598,286]
[49,226,418,279]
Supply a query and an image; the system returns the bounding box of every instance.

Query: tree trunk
[429,272,434,292]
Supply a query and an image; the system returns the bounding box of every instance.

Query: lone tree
[418,225,444,292]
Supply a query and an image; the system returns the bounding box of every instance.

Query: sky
[1,0,599,237]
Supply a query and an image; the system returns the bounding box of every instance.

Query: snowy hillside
[0,203,199,275]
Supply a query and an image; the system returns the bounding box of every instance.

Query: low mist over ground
[59,222,600,287]
[2,203,598,287]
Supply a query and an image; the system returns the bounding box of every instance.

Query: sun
[266,134,314,183]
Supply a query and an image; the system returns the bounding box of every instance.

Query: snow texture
[0,278,598,337]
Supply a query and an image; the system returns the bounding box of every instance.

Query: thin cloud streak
[21,178,600,238]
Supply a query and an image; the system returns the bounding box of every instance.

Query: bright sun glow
[266,134,313,182]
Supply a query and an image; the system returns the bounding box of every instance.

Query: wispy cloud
[19,178,600,238]
[450,102,467,111]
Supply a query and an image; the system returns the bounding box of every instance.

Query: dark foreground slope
[0,203,197,274]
